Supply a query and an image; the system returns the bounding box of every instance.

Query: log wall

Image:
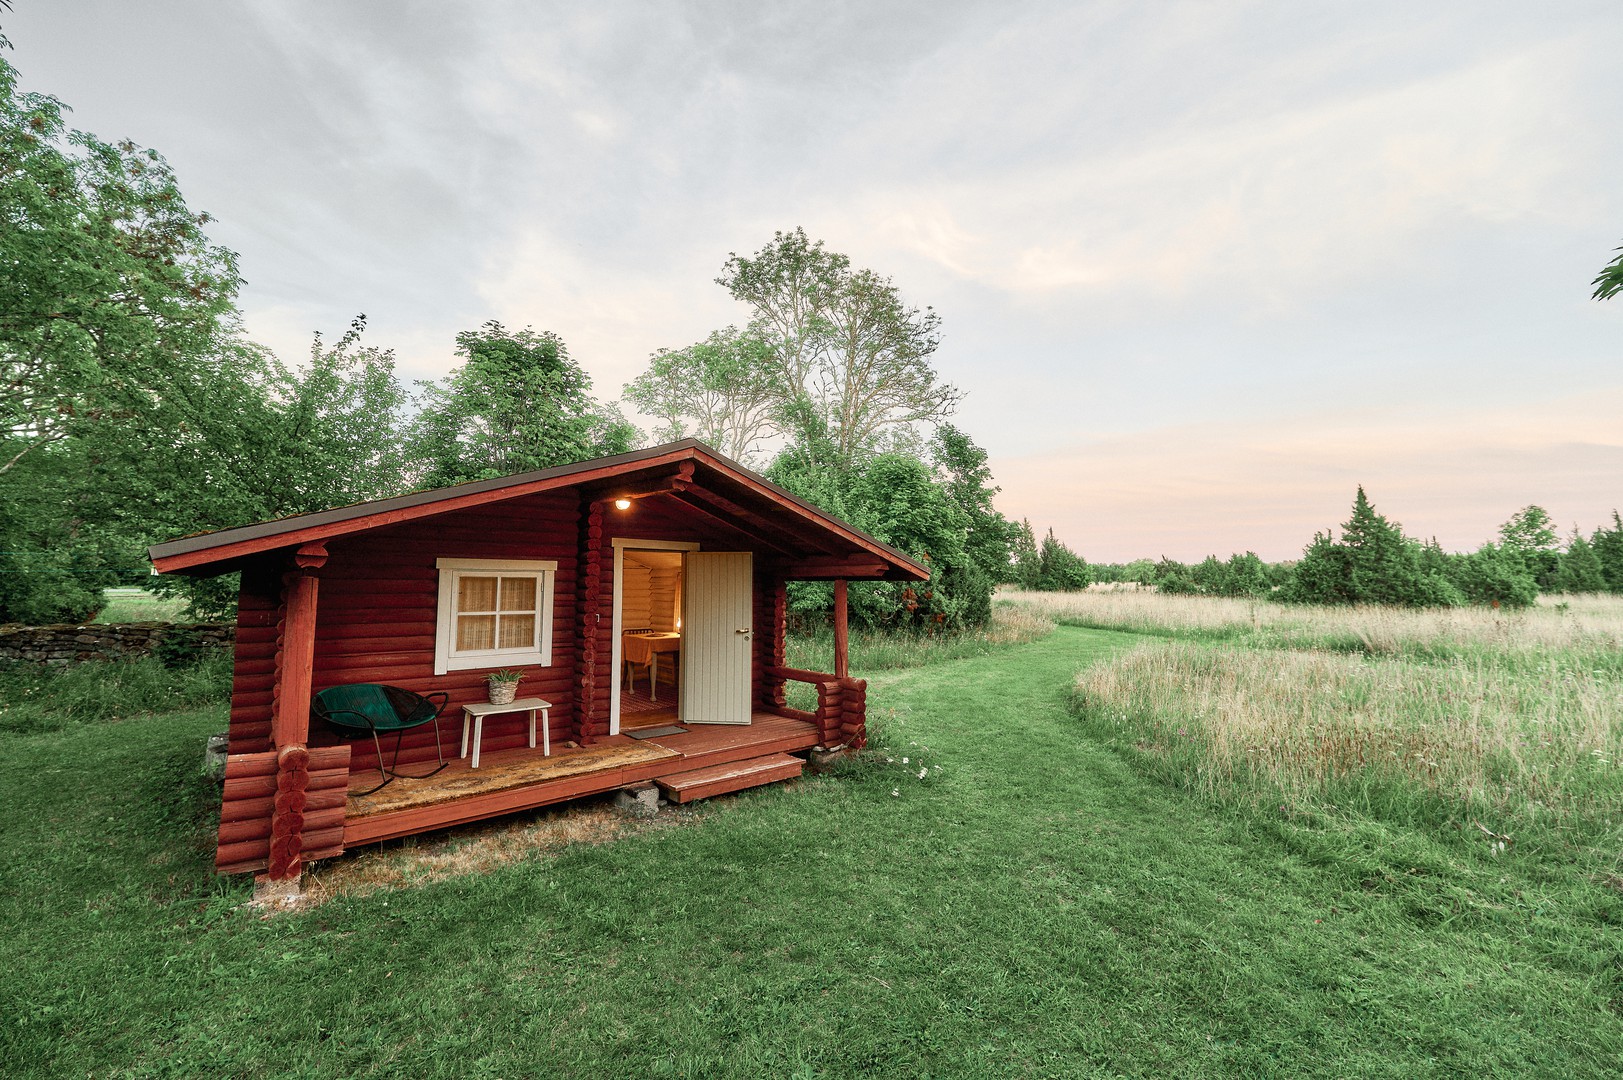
[224,493,581,771]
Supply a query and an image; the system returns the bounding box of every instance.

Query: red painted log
[294,809,346,837]
[222,752,279,779]
[299,825,346,853]
[217,817,273,845]
[222,787,346,823]
[216,838,270,873]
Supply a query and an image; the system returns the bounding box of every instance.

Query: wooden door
[680,552,753,725]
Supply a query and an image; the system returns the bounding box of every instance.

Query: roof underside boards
[148,440,928,582]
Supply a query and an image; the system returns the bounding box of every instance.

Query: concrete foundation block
[202,732,230,782]
[807,745,854,774]
[614,783,660,818]
[248,875,304,911]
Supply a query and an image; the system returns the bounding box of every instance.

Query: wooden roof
[149,439,929,581]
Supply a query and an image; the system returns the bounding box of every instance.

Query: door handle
[735,628,751,636]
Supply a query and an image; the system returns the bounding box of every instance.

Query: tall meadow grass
[0,654,233,734]
[1074,641,1623,829]
[1036,589,1623,843]
[1009,587,1623,672]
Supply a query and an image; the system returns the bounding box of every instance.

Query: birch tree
[708,227,961,465]
[622,327,785,462]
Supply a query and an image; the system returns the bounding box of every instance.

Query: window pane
[498,613,535,649]
[499,576,537,612]
[458,575,497,612]
[456,614,495,651]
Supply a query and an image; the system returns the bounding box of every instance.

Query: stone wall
[0,622,235,665]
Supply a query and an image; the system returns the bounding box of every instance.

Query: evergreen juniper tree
[1556,529,1606,593]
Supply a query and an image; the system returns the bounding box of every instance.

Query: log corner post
[266,542,325,883]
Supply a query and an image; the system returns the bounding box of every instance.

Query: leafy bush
[1446,543,1538,609]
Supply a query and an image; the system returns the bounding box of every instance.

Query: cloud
[995,387,1623,562]
[847,35,1594,309]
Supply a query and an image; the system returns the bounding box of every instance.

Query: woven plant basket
[487,680,518,705]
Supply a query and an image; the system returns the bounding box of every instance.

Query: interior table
[460,696,551,769]
[622,631,681,700]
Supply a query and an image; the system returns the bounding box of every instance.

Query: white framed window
[434,558,557,674]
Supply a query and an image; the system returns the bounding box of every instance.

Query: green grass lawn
[4,627,1622,1076]
[94,587,190,624]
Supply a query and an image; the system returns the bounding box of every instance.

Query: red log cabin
[148,440,928,884]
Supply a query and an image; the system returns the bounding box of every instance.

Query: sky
[8,1,1622,561]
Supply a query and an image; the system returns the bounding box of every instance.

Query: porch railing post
[833,578,849,680]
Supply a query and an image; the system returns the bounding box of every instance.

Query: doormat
[625,725,687,740]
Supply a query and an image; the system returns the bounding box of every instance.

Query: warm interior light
[614,498,631,510]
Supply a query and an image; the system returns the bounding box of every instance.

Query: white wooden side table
[460,696,552,769]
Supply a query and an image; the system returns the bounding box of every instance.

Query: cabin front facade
[149,440,927,883]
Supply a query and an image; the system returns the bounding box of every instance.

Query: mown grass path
[4,627,1621,1077]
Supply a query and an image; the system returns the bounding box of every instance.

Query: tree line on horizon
[1086,492,1623,609]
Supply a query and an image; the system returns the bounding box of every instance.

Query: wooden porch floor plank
[339,712,818,848]
[655,753,805,804]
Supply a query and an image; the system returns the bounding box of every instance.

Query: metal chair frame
[313,685,450,796]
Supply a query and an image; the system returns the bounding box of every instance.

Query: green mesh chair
[312,684,449,795]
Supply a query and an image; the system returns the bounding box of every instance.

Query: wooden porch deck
[341,711,820,846]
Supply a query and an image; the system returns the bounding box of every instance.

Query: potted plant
[486,668,522,705]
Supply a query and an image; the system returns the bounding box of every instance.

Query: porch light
[614,498,631,510]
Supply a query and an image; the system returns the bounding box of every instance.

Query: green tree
[716,227,961,466]
[109,320,414,617]
[1153,557,1199,595]
[1036,528,1092,591]
[1556,528,1606,593]
[1447,543,1538,608]
[0,53,242,480]
[1595,241,1623,301]
[622,326,785,461]
[1220,552,1271,597]
[1009,519,1039,588]
[931,424,1019,591]
[1497,504,1560,590]
[774,452,980,632]
[1280,487,1458,607]
[1592,511,1623,593]
[0,50,264,620]
[1122,558,1157,585]
[410,321,635,487]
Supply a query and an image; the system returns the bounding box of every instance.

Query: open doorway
[609,540,697,735]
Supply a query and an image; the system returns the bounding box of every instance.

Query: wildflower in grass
[891,788,900,797]
[917,767,928,780]
[902,757,909,765]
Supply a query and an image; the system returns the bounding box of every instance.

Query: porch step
[655,753,805,804]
